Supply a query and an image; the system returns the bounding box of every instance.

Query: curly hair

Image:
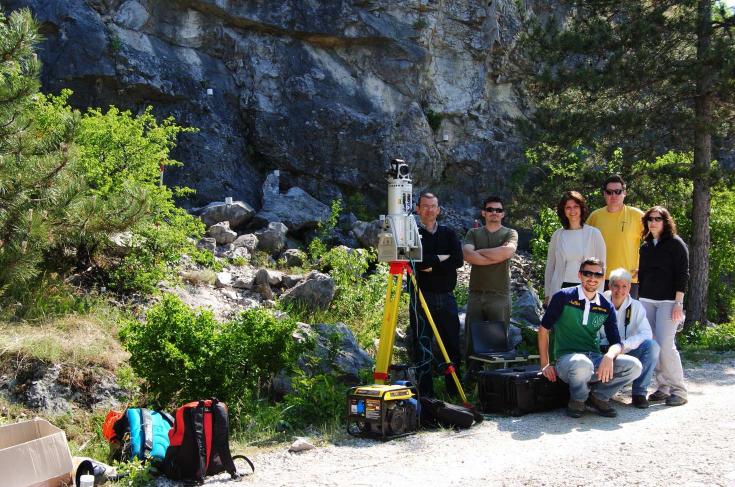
[641,206,677,242]
[556,191,589,229]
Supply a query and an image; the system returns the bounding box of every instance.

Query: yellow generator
[346,383,419,440]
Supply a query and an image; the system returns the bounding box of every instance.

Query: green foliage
[308,199,342,262]
[282,372,347,428]
[412,18,428,30]
[111,458,154,487]
[679,321,735,352]
[529,207,561,297]
[121,295,299,406]
[453,283,469,308]
[190,246,224,271]
[425,110,443,132]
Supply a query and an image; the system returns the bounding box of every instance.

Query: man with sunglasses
[462,196,518,360]
[587,175,645,298]
[539,258,642,418]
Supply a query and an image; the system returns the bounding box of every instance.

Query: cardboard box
[0,418,73,487]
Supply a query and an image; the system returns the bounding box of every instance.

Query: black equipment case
[476,365,569,416]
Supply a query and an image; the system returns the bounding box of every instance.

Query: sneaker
[586,395,618,417]
[566,400,585,418]
[632,395,650,409]
[648,390,669,402]
[666,394,688,407]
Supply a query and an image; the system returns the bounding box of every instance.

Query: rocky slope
[6,0,538,214]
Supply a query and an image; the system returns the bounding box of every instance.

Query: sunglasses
[483,207,504,213]
[646,216,664,222]
[580,270,604,278]
[604,189,624,195]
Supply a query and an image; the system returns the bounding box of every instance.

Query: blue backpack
[110,408,174,462]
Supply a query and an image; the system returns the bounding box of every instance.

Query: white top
[544,225,607,298]
[599,291,653,352]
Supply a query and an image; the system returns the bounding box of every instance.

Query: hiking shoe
[666,395,688,407]
[586,395,617,417]
[632,395,650,409]
[566,400,585,418]
[648,390,669,402]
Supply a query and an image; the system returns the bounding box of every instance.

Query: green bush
[529,207,561,298]
[308,199,342,263]
[679,322,735,352]
[220,308,301,396]
[121,294,222,405]
[282,372,347,429]
[121,295,300,406]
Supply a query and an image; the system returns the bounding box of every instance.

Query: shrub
[121,295,300,406]
[679,322,735,352]
[282,372,347,429]
[121,294,222,405]
[308,199,342,263]
[529,207,561,298]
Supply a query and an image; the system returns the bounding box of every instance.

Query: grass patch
[0,303,129,370]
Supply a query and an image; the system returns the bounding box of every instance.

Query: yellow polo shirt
[586,205,644,281]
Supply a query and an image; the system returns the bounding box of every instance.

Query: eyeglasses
[604,189,624,195]
[646,216,664,222]
[580,270,604,278]
[483,207,504,213]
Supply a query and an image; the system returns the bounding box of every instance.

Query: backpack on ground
[419,397,483,429]
[160,398,254,483]
[102,408,174,462]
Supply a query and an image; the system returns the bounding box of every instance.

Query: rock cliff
[7,0,533,213]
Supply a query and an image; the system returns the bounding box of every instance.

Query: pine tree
[0,8,79,296]
[520,1,735,325]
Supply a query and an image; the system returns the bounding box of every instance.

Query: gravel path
[163,356,735,486]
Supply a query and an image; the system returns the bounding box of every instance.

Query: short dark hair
[417,192,438,206]
[483,196,504,209]
[602,174,626,191]
[642,206,677,242]
[556,191,589,229]
[579,257,604,272]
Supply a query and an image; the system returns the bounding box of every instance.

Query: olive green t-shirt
[464,226,518,295]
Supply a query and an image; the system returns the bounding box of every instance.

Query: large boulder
[282,248,307,267]
[207,221,238,245]
[351,220,383,249]
[198,201,255,228]
[273,321,374,397]
[512,285,543,328]
[253,172,330,232]
[233,234,259,253]
[280,271,335,309]
[255,222,288,254]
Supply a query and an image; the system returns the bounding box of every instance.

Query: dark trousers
[408,288,461,397]
[604,280,639,299]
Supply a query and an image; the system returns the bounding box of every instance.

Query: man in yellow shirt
[586,175,644,298]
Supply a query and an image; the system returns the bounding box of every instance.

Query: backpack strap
[141,409,154,458]
[210,399,242,479]
[231,455,255,475]
[623,305,632,339]
[192,401,207,483]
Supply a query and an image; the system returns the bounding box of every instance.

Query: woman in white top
[544,191,606,306]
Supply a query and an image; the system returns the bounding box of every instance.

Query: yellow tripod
[372,262,469,407]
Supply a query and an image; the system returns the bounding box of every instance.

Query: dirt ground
[164,355,735,487]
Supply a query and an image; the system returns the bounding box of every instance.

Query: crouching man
[600,268,661,409]
[539,258,642,418]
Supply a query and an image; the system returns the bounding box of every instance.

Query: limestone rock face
[280,270,336,310]
[198,201,255,228]
[10,0,537,210]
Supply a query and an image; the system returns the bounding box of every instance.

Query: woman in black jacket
[638,206,689,407]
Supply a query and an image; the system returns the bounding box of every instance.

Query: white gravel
[159,356,735,487]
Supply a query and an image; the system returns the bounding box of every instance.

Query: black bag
[477,365,569,416]
[160,399,253,483]
[419,397,483,429]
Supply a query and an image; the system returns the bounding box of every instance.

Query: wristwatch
[674,300,683,306]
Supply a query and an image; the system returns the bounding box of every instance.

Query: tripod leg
[374,271,403,384]
[409,273,469,406]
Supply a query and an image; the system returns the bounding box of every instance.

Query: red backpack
[160,399,253,483]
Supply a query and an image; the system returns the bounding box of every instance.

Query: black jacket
[638,234,689,300]
[413,223,463,293]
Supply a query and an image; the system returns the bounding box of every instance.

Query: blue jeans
[625,339,660,396]
[556,352,642,402]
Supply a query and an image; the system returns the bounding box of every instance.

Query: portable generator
[346,384,419,440]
